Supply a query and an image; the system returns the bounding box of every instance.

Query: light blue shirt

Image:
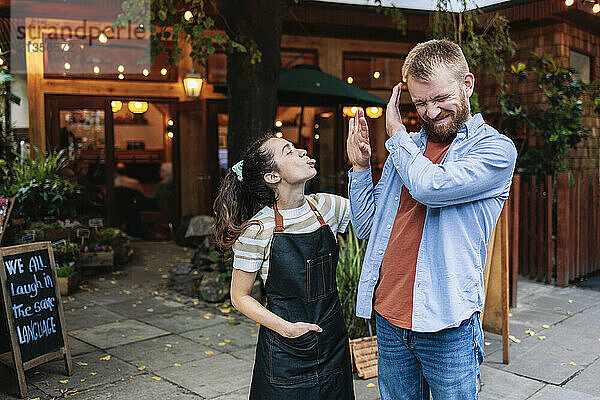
[348,113,517,332]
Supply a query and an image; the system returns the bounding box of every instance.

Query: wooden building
[2,0,598,227]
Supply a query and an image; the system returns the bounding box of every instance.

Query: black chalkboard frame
[0,242,73,398]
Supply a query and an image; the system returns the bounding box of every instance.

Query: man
[346,39,517,399]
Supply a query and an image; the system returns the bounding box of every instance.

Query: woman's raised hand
[346,108,371,172]
[281,321,323,338]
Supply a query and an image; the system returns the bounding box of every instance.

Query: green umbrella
[278,64,387,106]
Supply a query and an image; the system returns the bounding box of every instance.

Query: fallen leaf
[59,380,69,384]
[100,355,111,361]
[224,339,231,343]
[152,376,162,381]
[203,343,212,347]
[219,307,232,313]
[80,379,86,382]
[90,372,97,376]
[508,335,521,343]
[175,341,180,345]
[554,307,561,311]
[132,304,137,308]
[110,280,117,284]
[568,299,573,303]
[567,311,572,315]
[570,361,577,366]
[525,330,535,336]
[366,383,375,388]
[251,334,258,337]
[542,324,550,329]
[218,342,226,346]
[72,332,79,335]
[147,308,154,312]
[205,351,215,355]
[202,313,214,319]
[30,398,41,400]
[161,274,168,279]
[484,342,491,346]
[76,361,88,366]
[135,336,143,339]
[538,336,547,340]
[166,344,172,348]
[173,363,181,367]
[138,366,146,371]
[185,317,192,320]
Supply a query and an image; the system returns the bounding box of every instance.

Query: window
[206,49,318,84]
[343,53,404,89]
[570,50,591,83]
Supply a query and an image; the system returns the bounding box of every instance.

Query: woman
[214,135,355,399]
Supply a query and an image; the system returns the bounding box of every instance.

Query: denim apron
[249,200,355,399]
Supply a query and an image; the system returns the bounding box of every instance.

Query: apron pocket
[306,253,333,302]
[317,308,350,377]
[268,330,318,386]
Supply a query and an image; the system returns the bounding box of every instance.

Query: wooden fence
[507,173,600,305]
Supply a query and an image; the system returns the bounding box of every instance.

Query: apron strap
[307,199,327,227]
[272,198,326,233]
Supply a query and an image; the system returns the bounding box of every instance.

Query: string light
[64,62,71,70]
[142,69,149,76]
[117,65,124,73]
[161,68,168,75]
[275,132,283,138]
[111,101,122,113]
[184,10,193,21]
[594,2,600,13]
[93,66,100,74]
[118,74,124,80]
[61,43,70,51]
[99,33,108,43]
[373,71,381,79]
[168,119,174,126]
[314,134,320,140]
[564,0,574,5]
[347,76,354,84]
[275,120,282,127]
[167,131,174,138]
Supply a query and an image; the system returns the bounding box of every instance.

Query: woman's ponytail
[213,135,277,249]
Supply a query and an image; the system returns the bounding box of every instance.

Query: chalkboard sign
[0,242,72,398]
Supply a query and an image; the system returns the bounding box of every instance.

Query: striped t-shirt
[232,193,351,281]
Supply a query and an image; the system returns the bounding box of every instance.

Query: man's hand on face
[386,83,408,138]
[346,108,371,172]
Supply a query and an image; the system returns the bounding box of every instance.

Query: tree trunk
[216,0,283,166]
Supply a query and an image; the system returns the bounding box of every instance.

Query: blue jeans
[375,312,484,400]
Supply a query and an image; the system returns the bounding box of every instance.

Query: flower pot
[57,270,81,296]
[80,250,115,268]
[349,336,378,379]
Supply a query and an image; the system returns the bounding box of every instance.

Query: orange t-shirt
[373,140,451,329]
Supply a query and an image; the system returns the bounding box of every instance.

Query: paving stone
[26,350,141,397]
[71,374,199,400]
[154,353,253,398]
[74,285,148,306]
[64,304,123,331]
[0,362,50,399]
[134,308,228,334]
[211,387,251,400]
[108,334,214,371]
[479,365,544,400]
[105,296,185,318]
[353,375,381,400]
[67,336,97,356]
[229,347,257,363]
[73,319,169,349]
[528,384,600,400]
[180,320,259,351]
[564,357,600,396]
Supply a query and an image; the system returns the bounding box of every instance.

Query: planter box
[57,271,80,296]
[42,228,73,242]
[80,250,114,268]
[349,336,378,379]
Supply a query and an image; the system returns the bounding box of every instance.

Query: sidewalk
[1,240,599,399]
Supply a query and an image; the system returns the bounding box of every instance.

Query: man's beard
[420,90,470,143]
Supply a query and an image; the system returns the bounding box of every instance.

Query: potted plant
[53,242,81,295]
[79,243,114,268]
[336,226,378,379]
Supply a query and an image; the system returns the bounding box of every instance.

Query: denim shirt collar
[412,113,485,147]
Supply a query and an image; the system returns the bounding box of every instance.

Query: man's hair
[402,39,469,83]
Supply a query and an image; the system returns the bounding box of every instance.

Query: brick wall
[479,21,599,174]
